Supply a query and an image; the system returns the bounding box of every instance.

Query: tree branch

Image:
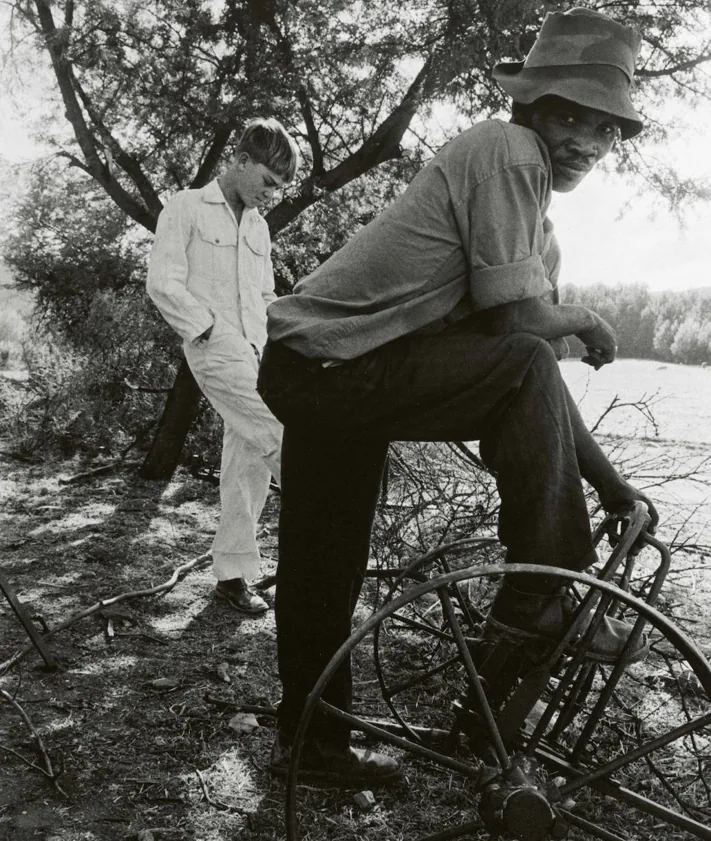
[0,552,212,674]
[265,55,435,234]
[32,0,158,231]
[0,688,68,797]
[249,2,322,176]
[71,73,164,217]
[191,119,239,189]
[638,33,711,78]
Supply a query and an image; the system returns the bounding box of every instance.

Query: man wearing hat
[258,8,658,785]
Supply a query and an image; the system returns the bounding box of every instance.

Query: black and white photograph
[1,3,711,840]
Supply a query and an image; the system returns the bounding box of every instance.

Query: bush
[0,289,184,459]
[0,308,28,370]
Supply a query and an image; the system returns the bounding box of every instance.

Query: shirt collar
[202,179,259,224]
[203,179,225,204]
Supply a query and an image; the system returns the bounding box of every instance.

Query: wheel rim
[285,563,711,841]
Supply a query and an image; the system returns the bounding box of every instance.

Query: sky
[1,33,711,296]
[550,126,711,292]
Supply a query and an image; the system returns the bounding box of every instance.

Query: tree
[559,283,711,364]
[671,316,711,364]
[4,0,711,475]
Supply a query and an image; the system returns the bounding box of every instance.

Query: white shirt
[147,179,276,349]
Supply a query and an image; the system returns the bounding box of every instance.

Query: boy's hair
[236,118,300,182]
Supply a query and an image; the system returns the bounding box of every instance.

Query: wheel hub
[478,754,569,841]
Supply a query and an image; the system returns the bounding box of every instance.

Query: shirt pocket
[244,228,267,257]
[196,223,238,281]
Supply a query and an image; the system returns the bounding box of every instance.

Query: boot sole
[484,616,649,665]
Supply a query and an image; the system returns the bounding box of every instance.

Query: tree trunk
[139,358,202,479]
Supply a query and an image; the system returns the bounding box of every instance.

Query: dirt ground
[2,454,711,841]
[0,458,289,841]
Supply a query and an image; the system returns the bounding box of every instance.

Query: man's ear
[236,152,251,169]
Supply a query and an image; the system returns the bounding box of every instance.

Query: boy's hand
[197,325,214,344]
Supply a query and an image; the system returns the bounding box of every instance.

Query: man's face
[529,98,621,193]
[232,154,286,209]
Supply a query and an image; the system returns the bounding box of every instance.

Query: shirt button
[215,238,220,243]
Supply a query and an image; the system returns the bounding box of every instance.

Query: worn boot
[269,732,402,787]
[215,578,269,615]
[486,583,649,664]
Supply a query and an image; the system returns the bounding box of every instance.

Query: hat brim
[493,63,643,140]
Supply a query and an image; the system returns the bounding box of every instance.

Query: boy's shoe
[269,733,402,787]
[215,578,269,615]
[486,584,649,664]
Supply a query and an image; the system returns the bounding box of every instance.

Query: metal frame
[284,507,711,841]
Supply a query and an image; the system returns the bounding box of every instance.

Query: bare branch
[191,119,239,189]
[31,0,157,230]
[70,73,163,217]
[266,55,436,234]
[0,688,68,797]
[0,552,212,674]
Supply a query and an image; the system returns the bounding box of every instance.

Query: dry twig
[0,687,68,798]
[192,765,246,813]
[0,552,212,674]
[58,436,140,484]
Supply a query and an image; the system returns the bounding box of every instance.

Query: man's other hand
[598,479,659,535]
[576,312,617,369]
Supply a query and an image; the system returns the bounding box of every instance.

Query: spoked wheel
[284,522,711,841]
[371,538,498,739]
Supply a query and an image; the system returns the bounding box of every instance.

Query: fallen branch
[0,552,212,674]
[59,435,141,484]
[204,693,277,718]
[58,459,143,485]
[0,450,39,464]
[123,377,172,394]
[0,688,68,797]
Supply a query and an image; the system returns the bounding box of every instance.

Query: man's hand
[576,312,617,370]
[597,478,659,535]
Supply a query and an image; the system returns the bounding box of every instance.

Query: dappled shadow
[0,460,217,660]
[0,460,282,839]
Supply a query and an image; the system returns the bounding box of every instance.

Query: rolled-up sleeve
[455,159,555,312]
[146,194,214,343]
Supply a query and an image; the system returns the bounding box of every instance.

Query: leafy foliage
[1,0,710,460]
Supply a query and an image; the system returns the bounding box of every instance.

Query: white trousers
[184,320,282,581]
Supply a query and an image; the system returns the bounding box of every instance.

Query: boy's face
[529,97,621,192]
[231,154,286,209]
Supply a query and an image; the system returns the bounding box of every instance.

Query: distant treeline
[560,283,711,366]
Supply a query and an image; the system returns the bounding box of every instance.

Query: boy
[148,118,299,614]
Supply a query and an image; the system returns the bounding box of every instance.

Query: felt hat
[492,8,643,139]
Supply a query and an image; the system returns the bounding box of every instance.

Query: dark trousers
[257,323,595,745]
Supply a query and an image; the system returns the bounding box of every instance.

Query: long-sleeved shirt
[147,179,276,349]
[267,119,561,360]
